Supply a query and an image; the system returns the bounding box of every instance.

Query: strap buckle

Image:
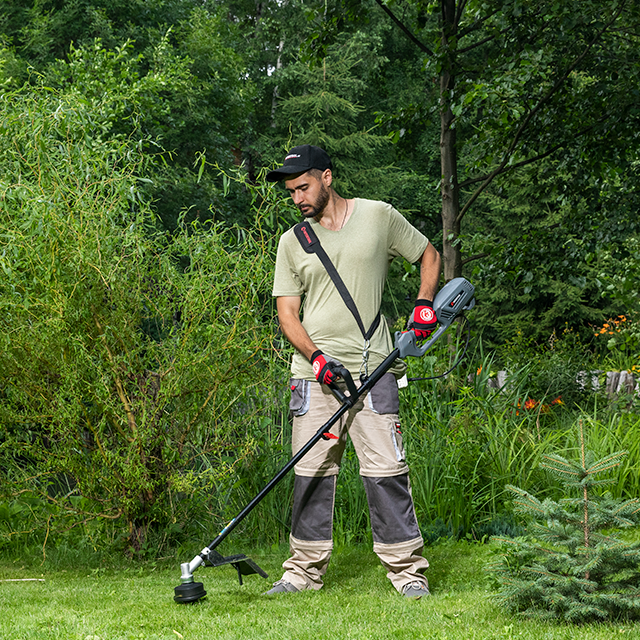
[359,339,371,378]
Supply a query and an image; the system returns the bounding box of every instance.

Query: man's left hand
[409,299,437,339]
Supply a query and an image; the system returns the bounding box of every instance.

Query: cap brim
[265,165,312,182]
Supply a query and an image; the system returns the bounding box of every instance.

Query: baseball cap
[265,144,332,182]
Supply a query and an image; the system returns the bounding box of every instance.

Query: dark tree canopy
[1,0,638,340]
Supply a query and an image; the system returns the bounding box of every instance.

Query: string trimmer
[174,277,475,603]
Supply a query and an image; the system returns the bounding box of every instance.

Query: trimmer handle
[395,277,475,359]
[394,324,447,359]
[328,366,358,406]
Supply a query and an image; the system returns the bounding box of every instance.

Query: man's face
[284,170,330,219]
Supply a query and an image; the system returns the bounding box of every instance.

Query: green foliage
[600,235,640,313]
[489,422,640,623]
[266,30,398,200]
[498,325,597,407]
[1,0,204,66]
[0,82,283,553]
[462,156,639,345]
[40,17,253,230]
[2,0,639,337]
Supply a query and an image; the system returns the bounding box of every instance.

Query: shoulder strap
[293,221,380,341]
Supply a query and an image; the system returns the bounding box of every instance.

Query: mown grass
[2,541,639,640]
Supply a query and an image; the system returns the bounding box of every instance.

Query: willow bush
[0,85,288,553]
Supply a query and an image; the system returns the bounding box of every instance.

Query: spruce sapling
[489,421,640,622]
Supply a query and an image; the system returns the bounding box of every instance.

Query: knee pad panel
[362,474,421,544]
[291,475,336,541]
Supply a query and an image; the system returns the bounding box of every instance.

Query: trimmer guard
[204,549,268,585]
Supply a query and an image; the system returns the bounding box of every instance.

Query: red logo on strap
[419,307,435,323]
[313,361,321,376]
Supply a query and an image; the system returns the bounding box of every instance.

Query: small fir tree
[489,421,640,623]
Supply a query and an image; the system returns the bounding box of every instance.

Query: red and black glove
[409,299,438,339]
[310,350,344,385]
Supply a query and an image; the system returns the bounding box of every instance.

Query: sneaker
[402,581,430,599]
[264,579,299,595]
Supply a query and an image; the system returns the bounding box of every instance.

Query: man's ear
[322,168,333,187]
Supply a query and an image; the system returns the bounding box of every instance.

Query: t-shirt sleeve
[272,232,305,297]
[387,205,430,263]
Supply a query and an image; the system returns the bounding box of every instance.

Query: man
[266,144,441,599]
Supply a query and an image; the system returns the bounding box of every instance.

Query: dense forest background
[0,0,639,555]
[3,0,639,340]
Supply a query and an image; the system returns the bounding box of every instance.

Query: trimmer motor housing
[395,277,475,359]
[433,277,475,325]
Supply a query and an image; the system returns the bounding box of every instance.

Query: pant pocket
[390,420,405,463]
[289,378,311,417]
[368,372,400,415]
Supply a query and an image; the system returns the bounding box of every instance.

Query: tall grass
[565,408,640,499]
[398,339,640,541]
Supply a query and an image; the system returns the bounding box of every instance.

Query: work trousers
[281,374,429,593]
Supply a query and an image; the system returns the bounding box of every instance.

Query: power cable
[407,316,471,382]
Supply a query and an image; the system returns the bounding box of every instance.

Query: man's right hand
[409,299,438,339]
[310,351,344,385]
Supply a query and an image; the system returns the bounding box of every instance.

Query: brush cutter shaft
[195,348,400,565]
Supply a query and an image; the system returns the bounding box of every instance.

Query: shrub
[0,84,285,553]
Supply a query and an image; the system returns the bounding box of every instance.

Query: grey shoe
[402,581,430,599]
[264,579,299,595]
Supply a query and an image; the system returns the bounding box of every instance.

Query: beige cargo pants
[281,373,429,593]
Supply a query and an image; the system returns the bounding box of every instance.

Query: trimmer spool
[174,579,207,604]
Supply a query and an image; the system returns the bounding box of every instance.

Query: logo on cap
[285,154,301,161]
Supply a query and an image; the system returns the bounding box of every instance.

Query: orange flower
[477,366,483,375]
[524,398,539,410]
[550,396,563,406]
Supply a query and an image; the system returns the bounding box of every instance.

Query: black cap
[265,144,332,182]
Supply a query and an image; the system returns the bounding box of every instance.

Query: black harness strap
[293,221,381,341]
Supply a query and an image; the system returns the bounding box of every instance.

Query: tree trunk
[440,77,460,282]
[439,0,462,282]
[270,39,285,128]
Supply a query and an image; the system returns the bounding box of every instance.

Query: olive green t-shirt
[272,198,429,380]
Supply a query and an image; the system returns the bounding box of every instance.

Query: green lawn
[2,542,638,640]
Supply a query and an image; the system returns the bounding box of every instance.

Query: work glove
[310,350,344,385]
[408,299,438,339]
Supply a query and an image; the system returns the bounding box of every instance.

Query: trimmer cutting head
[173,549,268,603]
[174,580,207,603]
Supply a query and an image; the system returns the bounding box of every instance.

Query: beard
[299,183,330,218]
